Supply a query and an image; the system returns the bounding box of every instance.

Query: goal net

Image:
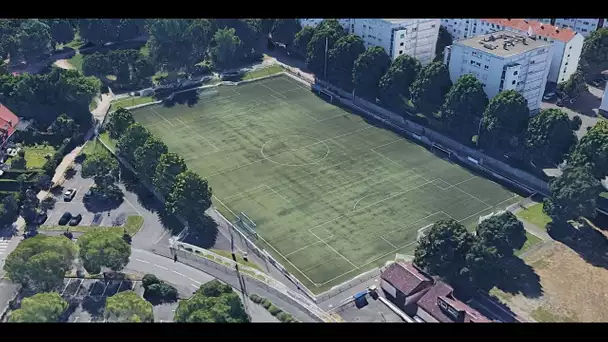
[431,143,452,160]
[316,89,334,103]
[234,212,258,239]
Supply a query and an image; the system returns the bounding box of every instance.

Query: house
[529,18,607,38]
[380,261,492,323]
[0,104,20,152]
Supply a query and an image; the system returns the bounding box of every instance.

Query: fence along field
[130,75,522,294]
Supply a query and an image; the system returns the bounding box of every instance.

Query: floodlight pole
[324,37,328,81]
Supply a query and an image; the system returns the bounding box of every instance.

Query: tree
[105,291,153,322]
[293,26,315,58]
[82,52,111,77]
[153,153,187,198]
[11,154,26,169]
[479,90,530,150]
[557,68,588,102]
[378,55,421,110]
[81,152,119,186]
[568,120,608,179]
[49,114,78,140]
[260,19,276,36]
[476,212,526,257]
[43,19,75,47]
[15,20,53,63]
[413,219,475,282]
[543,166,603,223]
[525,108,577,165]
[0,194,20,228]
[78,19,121,45]
[352,46,391,100]
[186,19,213,65]
[78,230,131,275]
[434,26,453,62]
[133,56,155,81]
[117,19,146,41]
[175,280,250,323]
[464,241,499,288]
[134,136,169,181]
[9,292,68,322]
[4,235,76,292]
[571,115,582,131]
[579,28,608,81]
[409,61,452,115]
[20,189,40,225]
[117,123,152,164]
[148,19,197,72]
[210,28,244,70]
[327,34,365,91]
[271,19,302,46]
[106,108,135,140]
[306,20,346,75]
[166,170,213,229]
[440,74,489,140]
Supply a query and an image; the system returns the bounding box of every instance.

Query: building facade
[440,19,583,85]
[444,31,553,113]
[299,18,441,66]
[529,18,607,38]
[600,83,608,114]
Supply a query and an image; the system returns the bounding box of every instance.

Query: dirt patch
[53,59,75,70]
[493,241,608,322]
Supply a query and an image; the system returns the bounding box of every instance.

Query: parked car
[63,188,77,201]
[35,212,48,225]
[556,99,564,107]
[542,92,556,101]
[84,190,92,200]
[69,214,82,226]
[58,212,72,225]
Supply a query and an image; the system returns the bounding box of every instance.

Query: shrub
[268,305,282,316]
[276,312,289,321]
[184,247,193,252]
[142,274,161,288]
[261,299,272,309]
[249,294,262,303]
[570,115,582,131]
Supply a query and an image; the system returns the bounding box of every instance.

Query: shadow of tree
[564,90,601,117]
[548,221,608,270]
[83,195,124,213]
[81,296,106,318]
[490,256,543,298]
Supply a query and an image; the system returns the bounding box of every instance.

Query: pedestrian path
[0,237,12,260]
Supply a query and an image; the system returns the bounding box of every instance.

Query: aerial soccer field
[131,74,522,293]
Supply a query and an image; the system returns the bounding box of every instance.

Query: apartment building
[530,19,607,37]
[601,83,608,114]
[299,18,440,66]
[444,31,552,113]
[440,19,583,85]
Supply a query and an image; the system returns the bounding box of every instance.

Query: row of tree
[106,108,215,238]
[0,19,75,63]
[82,49,154,87]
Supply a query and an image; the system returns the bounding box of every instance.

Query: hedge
[247,294,298,323]
[268,305,281,316]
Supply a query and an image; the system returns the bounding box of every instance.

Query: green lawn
[242,65,283,81]
[82,138,111,156]
[41,215,144,236]
[128,75,523,294]
[68,53,84,72]
[111,96,156,110]
[63,32,84,50]
[516,203,552,230]
[8,145,56,169]
[140,44,149,57]
[98,132,117,152]
[514,231,543,256]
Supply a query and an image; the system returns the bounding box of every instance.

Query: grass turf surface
[111,96,156,110]
[8,145,56,169]
[129,75,522,293]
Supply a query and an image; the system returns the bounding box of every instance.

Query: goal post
[431,143,452,160]
[234,212,258,239]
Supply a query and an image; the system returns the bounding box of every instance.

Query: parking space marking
[132,282,136,290]
[100,282,110,296]
[88,318,93,322]
[74,279,83,296]
[43,212,54,225]
[172,271,185,277]
[135,259,150,264]
[61,279,72,295]
[123,196,143,217]
[190,284,199,289]
[188,278,201,284]
[73,317,79,322]
[154,264,168,270]
[154,230,168,244]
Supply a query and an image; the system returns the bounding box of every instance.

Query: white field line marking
[135,258,150,264]
[190,284,199,289]
[189,278,201,284]
[371,138,405,152]
[183,150,220,162]
[381,236,398,249]
[371,149,432,183]
[176,118,219,152]
[150,108,174,127]
[206,126,373,180]
[283,240,325,258]
[440,210,458,221]
[380,212,447,239]
[445,175,478,189]
[154,264,168,270]
[172,271,186,277]
[308,229,357,269]
[452,185,493,209]
[61,278,72,295]
[493,194,522,209]
[222,184,267,201]
[260,82,289,99]
[131,281,136,290]
[268,92,321,123]
[154,230,169,244]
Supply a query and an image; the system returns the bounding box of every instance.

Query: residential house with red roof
[0,103,20,155]
[441,18,584,86]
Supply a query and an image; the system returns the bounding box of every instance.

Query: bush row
[248,294,298,323]
[41,133,84,177]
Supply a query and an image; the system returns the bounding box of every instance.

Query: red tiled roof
[482,19,577,43]
[381,262,433,296]
[417,281,491,323]
[0,104,19,146]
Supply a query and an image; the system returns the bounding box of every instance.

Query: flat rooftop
[456,31,550,58]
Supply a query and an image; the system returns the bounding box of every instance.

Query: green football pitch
[131,74,522,293]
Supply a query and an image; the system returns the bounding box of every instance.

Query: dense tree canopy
[215,19,261,61]
[4,235,76,292]
[271,19,302,46]
[83,49,153,86]
[293,26,315,58]
[106,108,135,140]
[148,19,199,72]
[568,120,608,179]
[0,194,20,228]
[117,123,152,165]
[175,280,250,323]
[579,28,608,80]
[352,46,390,100]
[409,61,452,115]
[476,211,526,257]
[105,291,154,322]
[9,292,68,323]
[525,108,577,165]
[15,20,53,63]
[82,152,119,186]
[440,74,488,139]
[78,19,144,45]
[435,26,453,62]
[153,153,187,199]
[20,189,40,225]
[558,68,588,101]
[134,136,169,182]
[543,166,604,223]
[78,230,131,275]
[187,19,214,65]
[210,28,244,70]
[49,114,78,141]
[42,19,75,46]
[166,170,213,229]
[378,55,421,110]
[306,20,346,76]
[480,90,530,150]
[326,34,365,91]
[414,219,475,282]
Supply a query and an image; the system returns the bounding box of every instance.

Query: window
[512,80,516,85]
[563,69,567,73]
[363,24,367,28]
[484,65,489,70]
[400,34,405,39]
[513,70,518,75]
[399,50,403,55]
[567,54,570,58]
[565,62,568,66]
[482,83,486,87]
[431,24,436,28]
[569,46,572,49]
[400,42,404,46]
[471,60,476,65]
[476,62,481,67]
[583,29,588,32]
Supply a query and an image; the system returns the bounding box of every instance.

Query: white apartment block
[441,19,584,85]
[529,19,607,38]
[444,31,553,113]
[298,18,441,66]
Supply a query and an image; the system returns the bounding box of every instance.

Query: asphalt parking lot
[332,292,404,323]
